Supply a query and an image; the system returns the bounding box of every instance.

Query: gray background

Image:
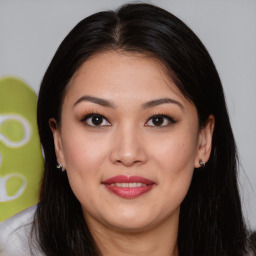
[1,0,255,230]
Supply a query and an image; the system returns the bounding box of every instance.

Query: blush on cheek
[156,142,195,168]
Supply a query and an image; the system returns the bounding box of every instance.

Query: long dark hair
[35,3,249,256]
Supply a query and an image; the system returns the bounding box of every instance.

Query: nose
[110,124,148,167]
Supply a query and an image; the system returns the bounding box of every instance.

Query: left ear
[194,115,215,168]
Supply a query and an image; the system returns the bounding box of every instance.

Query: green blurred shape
[0,77,44,221]
[0,119,25,142]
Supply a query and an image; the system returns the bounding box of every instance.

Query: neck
[87,215,179,256]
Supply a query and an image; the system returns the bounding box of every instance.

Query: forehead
[64,50,188,106]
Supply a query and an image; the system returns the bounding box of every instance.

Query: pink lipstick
[102,175,155,199]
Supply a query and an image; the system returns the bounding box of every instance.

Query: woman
[0,3,253,256]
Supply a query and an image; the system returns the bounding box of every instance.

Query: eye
[82,114,111,127]
[145,115,176,127]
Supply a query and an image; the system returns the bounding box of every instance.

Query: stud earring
[199,160,205,168]
[56,163,65,172]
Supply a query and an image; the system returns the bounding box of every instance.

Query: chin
[98,208,166,233]
[106,219,156,233]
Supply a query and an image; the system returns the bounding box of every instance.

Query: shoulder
[0,204,43,256]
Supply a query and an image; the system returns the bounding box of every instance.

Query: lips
[102,175,155,199]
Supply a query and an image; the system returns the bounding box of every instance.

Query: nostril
[110,133,148,166]
[113,157,146,167]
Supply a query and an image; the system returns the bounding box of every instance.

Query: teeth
[129,182,147,188]
[110,182,147,188]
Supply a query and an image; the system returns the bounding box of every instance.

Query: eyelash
[80,112,177,127]
[81,112,111,127]
[145,114,177,127]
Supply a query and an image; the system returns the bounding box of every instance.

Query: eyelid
[81,113,111,127]
[145,114,177,127]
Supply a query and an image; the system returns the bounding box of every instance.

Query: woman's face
[51,51,213,233]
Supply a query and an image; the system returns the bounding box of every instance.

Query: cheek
[151,131,197,198]
[60,132,107,194]
[61,128,109,172]
[61,134,107,206]
[153,131,198,171]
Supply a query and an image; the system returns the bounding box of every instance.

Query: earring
[56,163,65,172]
[199,160,205,168]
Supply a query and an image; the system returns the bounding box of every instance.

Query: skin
[50,51,214,256]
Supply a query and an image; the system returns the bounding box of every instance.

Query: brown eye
[145,115,176,127]
[82,114,111,127]
[91,115,104,126]
[151,116,164,126]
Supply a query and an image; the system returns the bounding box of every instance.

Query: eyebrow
[142,98,184,110]
[73,95,183,110]
[73,95,115,108]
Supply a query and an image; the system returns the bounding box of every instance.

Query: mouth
[102,175,155,199]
